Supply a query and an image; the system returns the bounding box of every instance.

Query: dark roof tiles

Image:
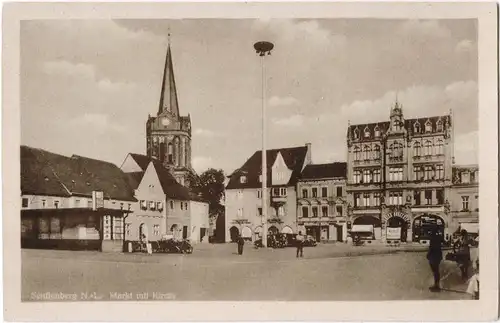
[300,163,347,180]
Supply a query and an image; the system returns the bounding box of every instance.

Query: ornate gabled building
[346,101,454,243]
[146,43,193,187]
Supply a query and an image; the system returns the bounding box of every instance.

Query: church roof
[158,44,179,117]
[21,146,136,201]
[300,163,347,180]
[226,145,309,190]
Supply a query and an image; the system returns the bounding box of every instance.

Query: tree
[189,168,225,217]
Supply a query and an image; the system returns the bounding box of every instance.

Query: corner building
[346,101,454,243]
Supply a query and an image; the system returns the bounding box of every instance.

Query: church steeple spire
[158,36,179,117]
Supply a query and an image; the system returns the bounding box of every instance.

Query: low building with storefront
[296,163,348,242]
[21,146,136,252]
[225,144,312,242]
[449,165,479,236]
[120,153,209,244]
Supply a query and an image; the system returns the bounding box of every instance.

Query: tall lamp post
[254,41,274,248]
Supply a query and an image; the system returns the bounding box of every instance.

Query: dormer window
[240,176,247,184]
[374,126,380,138]
[414,121,421,133]
[436,120,443,132]
[425,120,432,132]
[353,128,360,139]
[364,127,371,138]
[461,171,470,184]
[392,120,402,132]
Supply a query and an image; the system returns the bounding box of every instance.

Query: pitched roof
[125,153,205,202]
[128,153,152,171]
[21,146,136,201]
[300,163,347,180]
[226,145,309,189]
[125,172,144,190]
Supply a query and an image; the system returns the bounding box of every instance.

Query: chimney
[305,143,312,165]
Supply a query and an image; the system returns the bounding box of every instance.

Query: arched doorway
[387,216,408,242]
[268,226,279,235]
[139,223,148,241]
[412,214,445,242]
[241,226,252,240]
[229,226,239,242]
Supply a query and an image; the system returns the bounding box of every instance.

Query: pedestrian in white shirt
[466,260,479,300]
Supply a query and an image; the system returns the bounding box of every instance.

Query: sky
[21,19,478,174]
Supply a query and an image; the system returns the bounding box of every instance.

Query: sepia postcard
[2,1,498,322]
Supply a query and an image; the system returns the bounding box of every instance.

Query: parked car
[303,235,317,247]
[153,238,193,254]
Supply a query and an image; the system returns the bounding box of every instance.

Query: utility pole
[253,41,274,248]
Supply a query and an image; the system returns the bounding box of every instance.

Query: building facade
[346,102,454,243]
[146,43,193,186]
[225,144,312,242]
[120,153,210,244]
[449,165,479,235]
[21,146,136,252]
[296,163,348,242]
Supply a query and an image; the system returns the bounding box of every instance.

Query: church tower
[146,40,193,186]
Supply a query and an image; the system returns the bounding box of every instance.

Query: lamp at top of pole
[254,41,274,56]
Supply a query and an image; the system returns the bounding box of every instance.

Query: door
[336,225,343,242]
[200,228,206,242]
[182,226,188,239]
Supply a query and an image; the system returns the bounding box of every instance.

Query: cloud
[454,131,478,165]
[193,156,214,173]
[193,128,219,137]
[398,20,452,39]
[70,113,125,133]
[42,60,137,92]
[455,39,474,53]
[252,19,346,48]
[42,61,96,79]
[268,95,299,107]
[273,114,305,127]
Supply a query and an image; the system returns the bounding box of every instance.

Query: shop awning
[351,224,373,233]
[459,222,479,234]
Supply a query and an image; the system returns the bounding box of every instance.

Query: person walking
[427,228,443,292]
[237,234,245,255]
[296,231,304,258]
[454,229,472,281]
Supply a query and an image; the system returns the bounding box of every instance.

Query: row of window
[353,189,445,207]
[301,186,343,198]
[301,205,343,218]
[352,140,445,161]
[124,223,161,237]
[352,165,445,183]
[237,206,286,218]
[240,173,284,184]
[352,119,444,140]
